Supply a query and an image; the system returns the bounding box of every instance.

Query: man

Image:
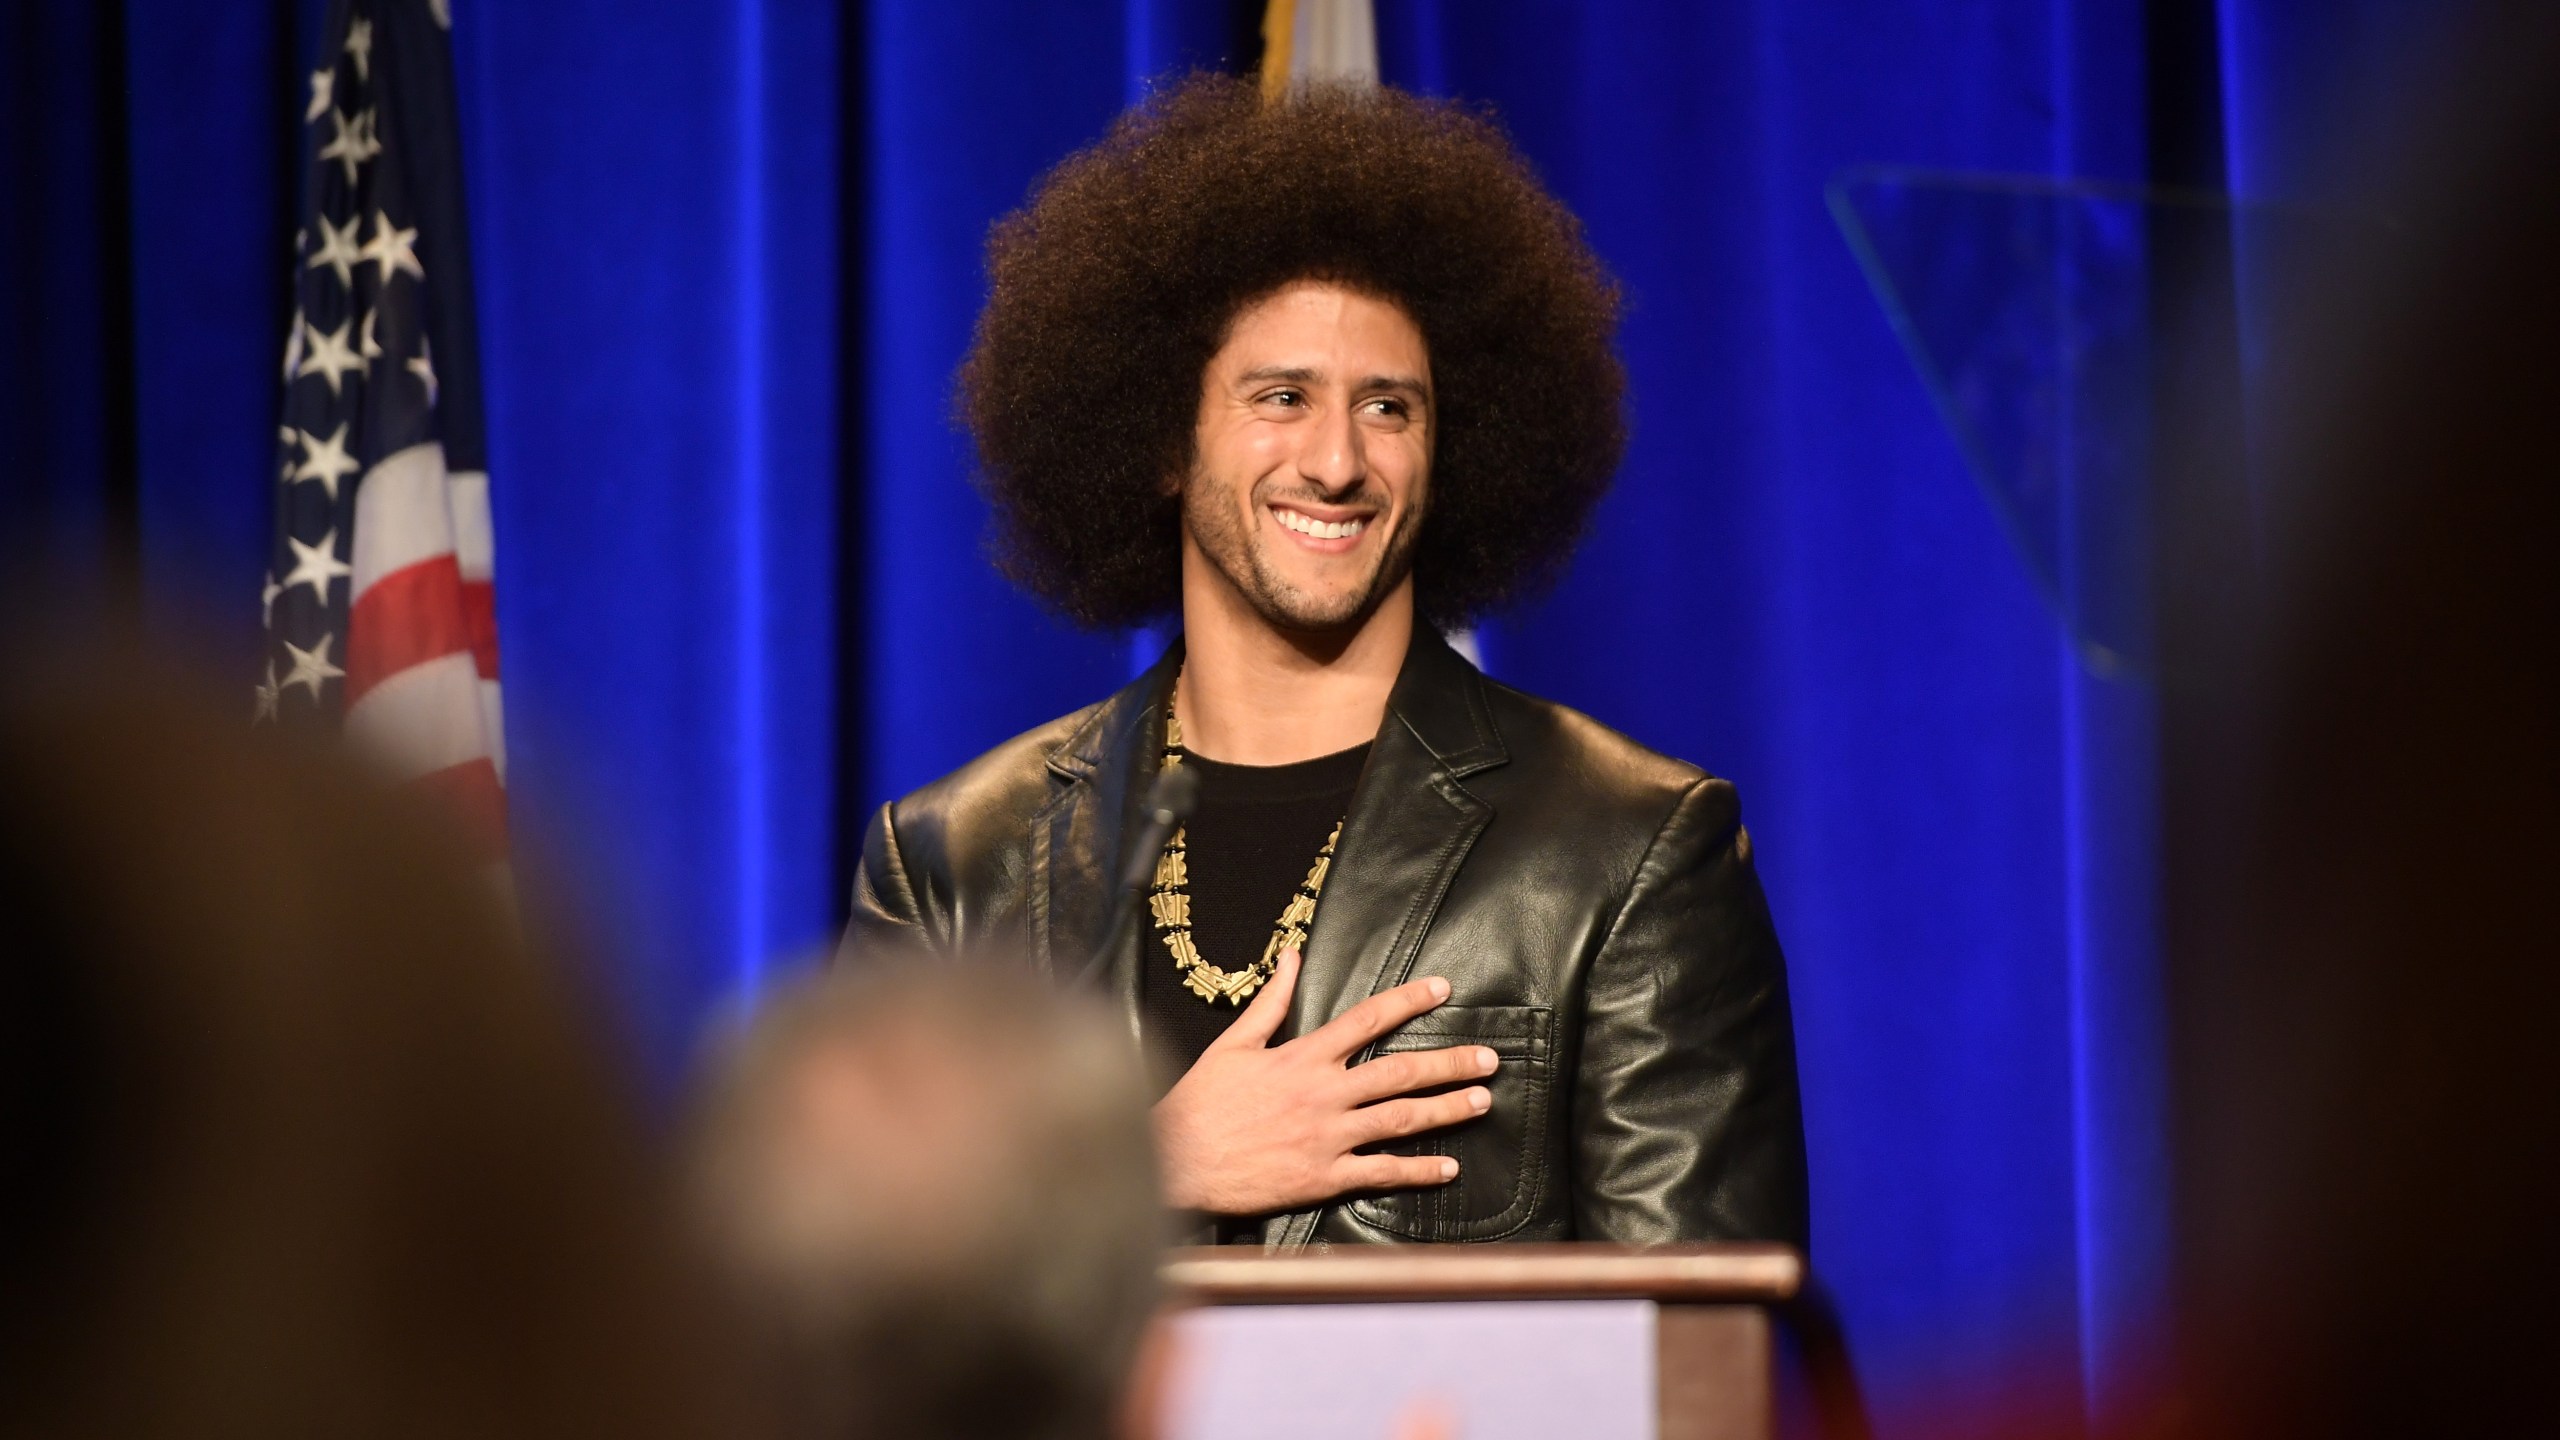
[687,958,1168,1440]
[844,77,1807,1249]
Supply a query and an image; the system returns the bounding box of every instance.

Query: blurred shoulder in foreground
[0,634,755,1439]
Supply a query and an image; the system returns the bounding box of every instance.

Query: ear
[1159,439,1199,500]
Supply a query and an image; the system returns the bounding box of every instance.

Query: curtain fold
[450,0,843,1072]
[1,1,138,586]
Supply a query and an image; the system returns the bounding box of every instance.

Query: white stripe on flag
[479,677,508,782]
[449,469,495,581]
[350,442,456,603]
[346,649,491,779]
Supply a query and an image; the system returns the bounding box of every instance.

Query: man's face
[1181,280,1433,635]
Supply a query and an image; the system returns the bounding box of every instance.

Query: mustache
[1253,482,1387,513]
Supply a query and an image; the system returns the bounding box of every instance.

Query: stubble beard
[1180,469,1425,637]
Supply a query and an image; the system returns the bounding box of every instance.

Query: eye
[1258,387,1306,409]
[1359,396,1411,424]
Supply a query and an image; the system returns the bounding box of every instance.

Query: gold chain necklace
[1148,691,1344,1006]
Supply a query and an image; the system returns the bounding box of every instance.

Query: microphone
[1074,763,1199,990]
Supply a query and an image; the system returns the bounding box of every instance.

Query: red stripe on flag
[412,755,508,858]
[460,578,500,679]
[346,554,471,705]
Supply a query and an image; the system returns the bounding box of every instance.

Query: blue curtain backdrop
[0,0,2463,1431]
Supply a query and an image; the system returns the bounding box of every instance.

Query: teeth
[1276,509,1366,540]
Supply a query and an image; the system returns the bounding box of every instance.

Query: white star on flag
[281,309,308,383]
[344,17,373,83]
[278,635,344,700]
[307,212,361,289]
[407,334,438,406]
[292,422,362,499]
[261,570,284,625]
[306,66,334,122]
[318,107,380,188]
[282,529,354,603]
[360,210,423,286]
[297,317,365,396]
[253,662,283,722]
[359,308,383,362]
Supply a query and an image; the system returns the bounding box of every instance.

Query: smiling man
[842,77,1808,1249]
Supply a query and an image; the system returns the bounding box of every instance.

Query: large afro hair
[958,74,1626,630]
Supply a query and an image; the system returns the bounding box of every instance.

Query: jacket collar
[1043,640,1178,788]
[1041,624,1507,780]
[1033,640,1180,1026]
[1377,624,1509,779]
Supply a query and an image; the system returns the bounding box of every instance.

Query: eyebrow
[1234,365,1433,398]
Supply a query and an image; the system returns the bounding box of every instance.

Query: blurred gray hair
[687,953,1165,1440]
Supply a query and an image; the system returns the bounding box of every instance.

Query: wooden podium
[1163,1244,1864,1440]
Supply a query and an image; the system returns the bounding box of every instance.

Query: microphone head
[1115,765,1202,897]
[1148,763,1199,824]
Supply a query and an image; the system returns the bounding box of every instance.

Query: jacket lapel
[1282,627,1510,1035]
[1038,643,1181,1039]
[1265,628,1509,1248]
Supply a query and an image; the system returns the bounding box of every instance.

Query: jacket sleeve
[835,801,932,964]
[1571,776,1810,1248]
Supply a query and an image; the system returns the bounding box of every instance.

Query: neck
[1173,555,1413,767]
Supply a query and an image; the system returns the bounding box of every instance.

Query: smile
[1271,506,1369,541]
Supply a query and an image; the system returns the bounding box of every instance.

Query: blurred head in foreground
[0,640,745,1438]
[2151,7,2560,1438]
[689,958,1167,1440]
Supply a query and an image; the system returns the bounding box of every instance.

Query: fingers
[1345,1087,1491,1147]
[1336,1151,1462,1193]
[1307,974,1451,1062]
[1343,1044,1500,1105]
[1213,946,1301,1050]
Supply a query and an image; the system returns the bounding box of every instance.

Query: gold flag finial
[1259,0,1297,100]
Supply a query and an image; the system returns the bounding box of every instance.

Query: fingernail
[1282,947,1301,966]
[1475,1047,1498,1072]
[1438,1157,1460,1180]
[1468,1087,1491,1114]
[1426,977,1450,1001]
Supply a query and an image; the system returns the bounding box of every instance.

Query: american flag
[259,0,506,859]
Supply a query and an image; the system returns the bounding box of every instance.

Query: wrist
[1160,1171,1214,1214]
[1151,1102,1211,1213]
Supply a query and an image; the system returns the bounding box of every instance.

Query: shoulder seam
[876,799,927,925]
[1587,774,1724,973]
[1477,678,1709,787]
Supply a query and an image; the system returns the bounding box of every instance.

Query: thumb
[1218,946,1301,1049]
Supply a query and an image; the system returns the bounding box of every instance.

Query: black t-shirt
[1136,740,1370,1090]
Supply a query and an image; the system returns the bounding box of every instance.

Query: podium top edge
[1163,1242,1805,1305]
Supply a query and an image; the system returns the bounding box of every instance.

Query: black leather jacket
[841,629,1809,1250]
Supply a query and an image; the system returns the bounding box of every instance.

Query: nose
[1295,395,1367,496]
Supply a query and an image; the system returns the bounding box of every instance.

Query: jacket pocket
[1345,1004,1553,1241]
